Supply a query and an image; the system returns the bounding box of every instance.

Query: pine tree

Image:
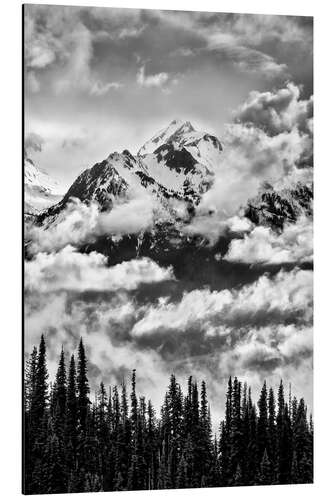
[53,347,67,437]
[25,346,38,412]
[293,398,312,483]
[267,387,276,465]
[24,339,314,493]
[31,335,49,433]
[208,435,221,486]
[146,400,158,489]
[116,380,131,489]
[257,381,268,463]
[97,382,110,489]
[176,452,189,488]
[77,339,90,434]
[247,388,258,485]
[24,346,39,493]
[229,377,242,483]
[198,381,213,484]
[220,376,233,485]
[290,451,299,484]
[259,449,272,485]
[130,370,138,430]
[233,464,242,486]
[65,354,78,476]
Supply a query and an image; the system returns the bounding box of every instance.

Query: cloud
[24,270,313,429]
[216,323,312,375]
[207,33,287,77]
[53,22,94,94]
[25,132,44,153]
[183,214,252,244]
[25,6,126,96]
[132,268,312,337]
[220,13,313,47]
[233,82,313,136]
[225,216,313,265]
[194,122,312,222]
[24,10,57,70]
[25,246,174,293]
[27,193,159,254]
[26,71,40,93]
[183,83,313,245]
[90,81,123,96]
[136,66,169,88]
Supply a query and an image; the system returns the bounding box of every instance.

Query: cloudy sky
[24,5,313,189]
[24,5,313,427]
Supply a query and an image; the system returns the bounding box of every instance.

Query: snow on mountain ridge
[24,152,63,213]
[38,119,225,222]
[25,155,61,194]
[138,119,195,156]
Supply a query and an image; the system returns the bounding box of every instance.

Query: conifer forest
[23,336,313,494]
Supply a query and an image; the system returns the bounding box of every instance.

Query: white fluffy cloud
[90,81,123,96]
[225,217,313,264]
[25,246,174,293]
[132,268,312,336]
[233,82,313,136]
[136,66,169,88]
[202,123,312,214]
[216,323,313,386]
[27,193,159,253]
[195,83,313,221]
[25,7,126,96]
[183,214,252,244]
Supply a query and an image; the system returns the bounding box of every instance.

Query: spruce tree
[257,381,268,463]
[24,339,314,493]
[31,335,49,433]
[53,347,67,437]
[198,381,213,484]
[65,354,78,476]
[259,449,272,485]
[267,387,276,465]
[25,346,38,413]
[77,339,90,434]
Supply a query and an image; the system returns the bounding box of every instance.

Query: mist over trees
[24,336,313,494]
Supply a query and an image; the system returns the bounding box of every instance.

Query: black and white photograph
[23,4,313,494]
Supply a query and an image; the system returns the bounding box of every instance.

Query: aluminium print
[23,4,313,494]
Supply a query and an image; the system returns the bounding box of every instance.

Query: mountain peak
[169,118,195,131]
[138,119,196,156]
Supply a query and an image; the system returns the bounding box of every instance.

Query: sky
[24,5,313,428]
[24,5,313,190]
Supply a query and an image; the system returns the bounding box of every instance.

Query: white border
[1,0,332,498]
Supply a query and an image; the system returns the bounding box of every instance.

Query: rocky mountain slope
[245,182,313,229]
[24,150,62,213]
[26,120,313,272]
[36,120,224,223]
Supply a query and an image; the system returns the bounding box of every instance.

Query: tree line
[23,336,313,494]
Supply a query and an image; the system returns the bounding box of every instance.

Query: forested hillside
[23,336,313,494]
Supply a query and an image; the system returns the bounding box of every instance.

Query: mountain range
[24,150,62,215]
[25,119,313,274]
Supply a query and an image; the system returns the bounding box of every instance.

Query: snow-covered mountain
[138,119,223,196]
[37,120,224,222]
[24,151,63,213]
[245,182,313,229]
[28,119,313,272]
[138,119,223,169]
